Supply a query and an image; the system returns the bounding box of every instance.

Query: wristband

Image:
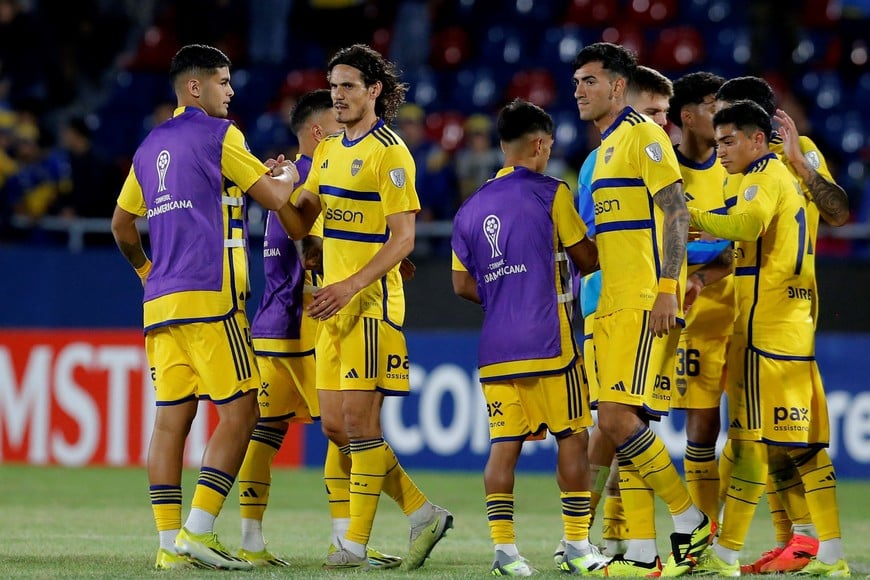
[134,259,153,281]
[658,277,678,294]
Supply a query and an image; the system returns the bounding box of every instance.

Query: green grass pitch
[1,465,868,578]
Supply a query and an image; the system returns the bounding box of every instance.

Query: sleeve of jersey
[552,183,587,247]
[379,145,421,216]
[221,124,269,192]
[577,149,597,233]
[633,124,682,196]
[116,165,147,216]
[689,174,775,241]
[451,250,468,272]
[799,136,834,183]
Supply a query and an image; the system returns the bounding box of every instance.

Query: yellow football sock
[718,440,767,551]
[486,492,515,544]
[767,450,806,544]
[602,494,628,540]
[561,491,591,542]
[382,442,427,515]
[191,466,235,517]
[346,438,388,545]
[790,447,841,541]
[617,426,692,516]
[150,484,182,531]
[718,438,735,506]
[616,458,656,539]
[238,424,285,520]
[324,441,351,520]
[684,441,718,521]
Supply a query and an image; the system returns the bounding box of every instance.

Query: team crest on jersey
[351,159,363,176]
[389,168,406,187]
[805,150,820,170]
[483,214,502,258]
[743,184,759,201]
[644,142,663,162]
[604,146,614,163]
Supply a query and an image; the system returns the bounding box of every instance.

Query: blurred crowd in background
[0,0,868,257]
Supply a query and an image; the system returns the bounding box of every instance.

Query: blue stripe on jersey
[735,266,759,276]
[229,218,244,229]
[320,185,381,201]
[749,345,815,361]
[595,219,654,234]
[323,228,389,243]
[710,206,729,215]
[725,195,738,208]
[590,177,646,192]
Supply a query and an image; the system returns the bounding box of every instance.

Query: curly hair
[668,71,725,127]
[327,44,407,124]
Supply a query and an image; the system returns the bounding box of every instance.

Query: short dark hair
[627,65,673,100]
[328,44,407,124]
[572,42,637,80]
[713,99,772,142]
[289,89,333,136]
[169,44,231,86]
[716,76,776,117]
[668,71,725,127]
[497,98,554,143]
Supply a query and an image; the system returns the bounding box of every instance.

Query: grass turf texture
[1,465,868,578]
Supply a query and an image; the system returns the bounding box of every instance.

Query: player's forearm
[276,203,312,240]
[347,233,414,295]
[655,182,689,281]
[689,207,764,242]
[803,170,849,227]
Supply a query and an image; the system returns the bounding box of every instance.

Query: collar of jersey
[173,106,206,118]
[342,118,385,147]
[674,146,717,170]
[743,152,777,174]
[601,106,635,141]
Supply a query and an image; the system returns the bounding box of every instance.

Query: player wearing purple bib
[111,44,299,571]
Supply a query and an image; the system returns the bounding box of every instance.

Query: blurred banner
[1,330,868,477]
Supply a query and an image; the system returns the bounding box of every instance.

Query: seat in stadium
[650,26,706,73]
[404,66,442,110]
[506,68,558,109]
[600,23,646,63]
[564,0,618,26]
[430,26,471,70]
[626,0,678,26]
[425,110,466,153]
[450,66,504,114]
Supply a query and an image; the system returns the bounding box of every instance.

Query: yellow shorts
[253,343,318,423]
[726,333,829,447]
[146,310,260,405]
[594,309,680,418]
[582,314,601,406]
[315,315,410,395]
[482,358,593,442]
[670,333,729,410]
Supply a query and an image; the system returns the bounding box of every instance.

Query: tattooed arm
[649,181,689,336]
[774,109,849,226]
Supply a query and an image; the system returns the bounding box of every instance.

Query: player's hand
[649,292,678,337]
[400,257,416,281]
[683,274,703,314]
[308,280,356,320]
[264,153,284,170]
[773,109,803,166]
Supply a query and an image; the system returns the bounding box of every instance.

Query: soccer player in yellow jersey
[567,65,675,565]
[572,42,712,577]
[716,77,850,575]
[667,71,733,527]
[273,44,452,571]
[111,44,299,570]
[689,100,850,577]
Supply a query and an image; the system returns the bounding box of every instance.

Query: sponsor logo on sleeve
[389,167,406,187]
[743,184,759,202]
[644,142,663,162]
